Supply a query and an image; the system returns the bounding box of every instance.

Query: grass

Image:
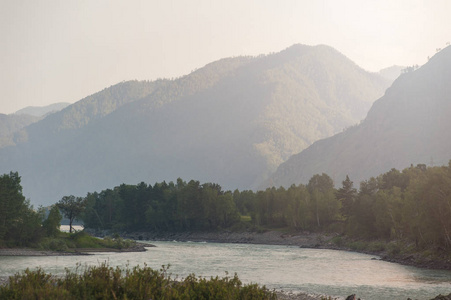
[330,236,389,253]
[0,263,277,300]
[240,215,252,222]
[36,231,136,252]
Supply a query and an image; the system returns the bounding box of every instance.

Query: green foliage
[6,158,451,259]
[56,196,86,233]
[37,232,136,251]
[82,174,343,233]
[42,205,62,237]
[336,175,357,218]
[339,162,451,252]
[366,241,386,252]
[386,242,402,256]
[83,179,241,232]
[308,174,339,228]
[47,239,69,251]
[0,263,276,300]
[330,236,344,247]
[0,172,44,246]
[348,241,367,251]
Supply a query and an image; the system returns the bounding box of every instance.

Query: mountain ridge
[266,46,451,188]
[0,44,391,206]
[14,102,70,117]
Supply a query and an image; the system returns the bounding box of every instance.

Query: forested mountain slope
[0,114,39,148]
[0,44,390,206]
[0,103,71,149]
[267,46,451,188]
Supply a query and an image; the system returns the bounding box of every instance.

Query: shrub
[348,241,367,251]
[330,236,344,247]
[0,263,277,299]
[48,239,68,252]
[367,241,386,252]
[387,243,402,256]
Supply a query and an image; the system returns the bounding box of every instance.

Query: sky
[1,0,450,114]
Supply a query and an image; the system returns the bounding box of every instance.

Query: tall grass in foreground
[0,263,277,300]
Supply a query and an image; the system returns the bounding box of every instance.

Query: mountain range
[267,46,451,188]
[14,102,70,117]
[0,44,391,206]
[0,103,70,149]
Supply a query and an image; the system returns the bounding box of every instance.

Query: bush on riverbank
[0,263,277,300]
[37,231,136,252]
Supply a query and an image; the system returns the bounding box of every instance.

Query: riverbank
[91,229,451,271]
[91,229,335,247]
[276,291,337,300]
[0,242,151,257]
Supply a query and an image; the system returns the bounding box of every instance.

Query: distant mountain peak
[14,102,70,117]
[265,44,451,189]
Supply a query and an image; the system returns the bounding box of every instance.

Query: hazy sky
[1,0,450,114]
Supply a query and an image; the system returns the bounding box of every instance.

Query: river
[1,241,450,299]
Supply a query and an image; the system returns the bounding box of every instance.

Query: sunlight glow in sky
[1,0,450,114]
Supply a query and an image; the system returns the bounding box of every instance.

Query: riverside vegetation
[0,263,277,299]
[1,163,451,298]
[0,172,136,252]
[2,162,451,265]
[80,161,451,268]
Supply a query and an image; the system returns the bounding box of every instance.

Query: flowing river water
[1,241,450,299]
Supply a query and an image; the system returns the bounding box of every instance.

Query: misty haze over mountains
[267,45,451,188]
[0,44,393,206]
[0,103,70,149]
[14,103,70,118]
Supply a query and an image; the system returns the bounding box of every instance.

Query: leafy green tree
[0,172,26,241]
[178,180,203,229]
[336,175,357,218]
[0,172,44,245]
[307,173,337,228]
[285,184,310,230]
[380,168,409,191]
[412,167,451,248]
[359,177,379,196]
[12,204,45,245]
[216,192,240,227]
[42,205,62,237]
[57,195,86,233]
[371,190,394,239]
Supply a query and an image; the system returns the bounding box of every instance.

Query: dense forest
[82,161,451,250]
[0,172,47,246]
[1,161,451,252]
